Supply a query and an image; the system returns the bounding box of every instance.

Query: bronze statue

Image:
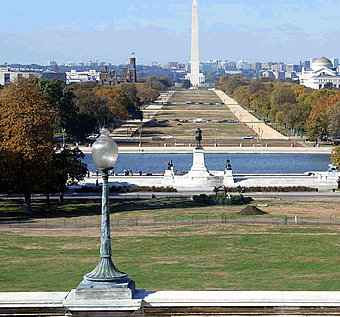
[195,128,202,148]
[167,160,173,170]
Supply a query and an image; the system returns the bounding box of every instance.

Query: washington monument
[186,0,205,87]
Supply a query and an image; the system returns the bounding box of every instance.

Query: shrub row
[193,194,252,206]
[215,186,317,193]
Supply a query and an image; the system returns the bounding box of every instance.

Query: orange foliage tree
[0,78,57,214]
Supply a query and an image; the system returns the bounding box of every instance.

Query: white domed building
[299,57,340,89]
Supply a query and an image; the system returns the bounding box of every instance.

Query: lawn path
[214,90,287,140]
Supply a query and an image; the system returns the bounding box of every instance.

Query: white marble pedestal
[223,169,234,186]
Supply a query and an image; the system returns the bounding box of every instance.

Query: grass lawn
[168,89,221,103]
[141,89,255,139]
[1,199,340,292]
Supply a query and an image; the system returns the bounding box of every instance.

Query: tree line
[217,75,340,168]
[0,76,171,214]
[218,75,340,142]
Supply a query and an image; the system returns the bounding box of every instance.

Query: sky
[1,0,340,66]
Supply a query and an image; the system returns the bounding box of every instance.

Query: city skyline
[1,0,340,65]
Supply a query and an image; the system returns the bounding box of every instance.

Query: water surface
[84,153,331,174]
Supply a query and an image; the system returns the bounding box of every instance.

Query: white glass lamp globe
[91,128,118,170]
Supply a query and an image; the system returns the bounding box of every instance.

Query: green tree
[0,78,57,214]
[52,146,88,202]
[182,79,191,89]
[37,79,78,138]
[74,89,110,135]
[271,86,296,107]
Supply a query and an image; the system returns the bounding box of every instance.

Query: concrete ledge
[143,291,340,307]
[0,292,68,308]
[1,290,340,316]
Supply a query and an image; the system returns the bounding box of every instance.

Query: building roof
[312,57,333,71]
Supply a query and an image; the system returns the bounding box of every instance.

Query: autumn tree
[233,85,250,107]
[0,78,57,214]
[248,79,265,95]
[218,75,250,96]
[328,102,340,139]
[305,95,329,142]
[249,91,271,118]
[331,147,340,169]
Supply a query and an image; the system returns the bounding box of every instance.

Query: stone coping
[1,290,340,309]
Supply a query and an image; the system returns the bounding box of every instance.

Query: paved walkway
[214,90,287,140]
[110,91,174,139]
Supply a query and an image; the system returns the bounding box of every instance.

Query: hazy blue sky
[1,0,339,65]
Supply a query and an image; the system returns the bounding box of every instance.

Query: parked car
[242,136,254,139]
[217,119,229,123]
[193,118,203,123]
[161,135,174,140]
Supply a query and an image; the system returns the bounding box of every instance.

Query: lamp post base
[76,257,135,299]
[76,278,135,300]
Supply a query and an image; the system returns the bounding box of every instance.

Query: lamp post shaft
[76,128,135,297]
[100,169,111,258]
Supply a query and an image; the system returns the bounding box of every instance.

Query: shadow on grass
[0,198,202,223]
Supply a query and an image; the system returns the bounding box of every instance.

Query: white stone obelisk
[186,0,205,87]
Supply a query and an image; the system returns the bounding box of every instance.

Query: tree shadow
[0,197,200,223]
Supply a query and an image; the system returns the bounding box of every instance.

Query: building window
[4,73,10,85]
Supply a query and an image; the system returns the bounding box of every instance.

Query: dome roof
[312,57,333,71]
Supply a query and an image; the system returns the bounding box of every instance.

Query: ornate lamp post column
[77,128,135,297]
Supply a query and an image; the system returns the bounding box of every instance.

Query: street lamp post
[139,128,142,148]
[214,128,217,147]
[77,128,135,297]
[61,128,65,148]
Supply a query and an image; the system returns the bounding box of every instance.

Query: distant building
[66,69,100,84]
[300,60,310,69]
[128,57,137,83]
[100,56,137,86]
[332,58,339,69]
[41,71,66,81]
[251,62,261,71]
[262,71,275,79]
[261,62,272,69]
[299,57,340,89]
[165,62,180,69]
[0,67,42,85]
[237,60,249,70]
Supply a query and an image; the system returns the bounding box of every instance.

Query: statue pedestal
[223,169,234,186]
[164,167,175,185]
[163,147,224,188]
[189,147,210,176]
[178,148,222,187]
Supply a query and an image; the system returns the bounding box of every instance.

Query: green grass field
[1,199,340,292]
[142,89,254,139]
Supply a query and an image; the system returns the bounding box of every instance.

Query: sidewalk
[214,90,287,140]
[110,91,175,139]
